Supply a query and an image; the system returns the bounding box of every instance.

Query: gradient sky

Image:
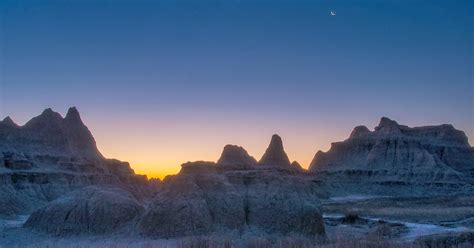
[1,0,473,179]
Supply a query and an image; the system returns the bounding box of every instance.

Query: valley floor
[1,195,473,248]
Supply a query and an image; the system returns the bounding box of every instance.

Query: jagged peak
[15,107,103,159]
[65,106,84,125]
[375,117,399,130]
[349,125,371,139]
[39,108,63,120]
[258,134,291,167]
[291,161,302,169]
[217,144,257,167]
[221,144,247,154]
[42,108,58,115]
[66,106,80,118]
[270,134,283,147]
[309,150,326,170]
[24,108,63,128]
[1,116,18,128]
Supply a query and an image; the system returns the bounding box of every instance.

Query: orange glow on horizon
[6,108,472,180]
[79,111,346,180]
[84,112,474,180]
[89,115,342,180]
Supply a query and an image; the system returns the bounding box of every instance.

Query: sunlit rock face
[139,142,326,238]
[309,117,474,196]
[0,108,152,217]
[24,187,144,235]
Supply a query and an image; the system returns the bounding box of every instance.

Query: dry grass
[3,228,471,248]
[11,235,472,248]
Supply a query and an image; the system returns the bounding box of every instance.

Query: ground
[1,195,473,247]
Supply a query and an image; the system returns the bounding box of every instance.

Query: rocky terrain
[0,108,152,217]
[24,186,145,235]
[0,109,327,245]
[22,134,326,238]
[138,136,325,238]
[309,117,474,196]
[0,109,473,247]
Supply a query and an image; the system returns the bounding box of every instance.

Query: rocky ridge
[309,117,474,196]
[22,128,326,237]
[217,145,257,170]
[5,108,473,239]
[0,107,152,217]
[258,134,291,167]
[24,186,144,235]
[138,139,325,238]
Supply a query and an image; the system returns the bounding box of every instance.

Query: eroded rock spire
[258,134,291,167]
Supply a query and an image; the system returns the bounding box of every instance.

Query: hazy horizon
[1,107,472,179]
[1,0,473,179]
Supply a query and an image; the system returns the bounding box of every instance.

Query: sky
[0,0,473,179]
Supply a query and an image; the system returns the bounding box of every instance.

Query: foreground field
[1,195,473,248]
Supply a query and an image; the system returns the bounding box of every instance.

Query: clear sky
[1,0,473,179]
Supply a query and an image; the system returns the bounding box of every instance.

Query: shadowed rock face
[14,113,323,238]
[138,158,326,238]
[179,161,217,174]
[0,108,153,217]
[309,117,474,196]
[0,117,18,128]
[2,107,102,160]
[291,161,304,171]
[24,187,144,235]
[0,107,147,177]
[217,145,257,169]
[258,134,291,167]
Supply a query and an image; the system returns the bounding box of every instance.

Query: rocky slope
[22,133,326,238]
[258,134,292,167]
[24,186,144,235]
[217,145,257,170]
[0,107,101,160]
[0,107,152,217]
[309,117,474,196]
[138,136,325,238]
[257,134,304,172]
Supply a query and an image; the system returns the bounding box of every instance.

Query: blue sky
[0,0,472,177]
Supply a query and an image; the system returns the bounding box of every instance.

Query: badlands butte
[0,107,473,247]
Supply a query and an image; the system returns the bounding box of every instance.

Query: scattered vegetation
[12,230,473,248]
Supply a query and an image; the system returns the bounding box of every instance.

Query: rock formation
[217,145,257,169]
[10,109,474,241]
[0,116,18,128]
[24,186,144,235]
[256,134,305,175]
[17,125,325,238]
[1,107,102,160]
[179,161,218,174]
[138,137,325,238]
[255,135,304,174]
[258,134,291,167]
[291,161,304,171]
[0,107,152,217]
[309,117,474,196]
